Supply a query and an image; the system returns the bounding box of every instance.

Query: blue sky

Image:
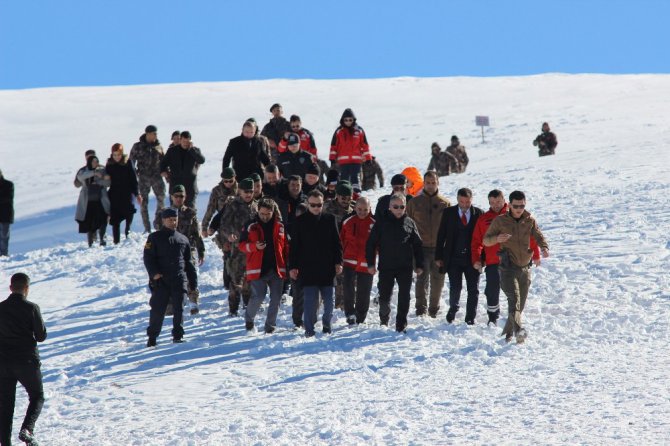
[2,0,669,90]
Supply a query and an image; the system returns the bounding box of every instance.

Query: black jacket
[160,146,205,195]
[277,150,316,180]
[289,212,342,286]
[143,227,198,290]
[223,135,270,182]
[435,205,483,271]
[0,177,14,224]
[0,293,47,363]
[106,158,139,223]
[366,213,424,271]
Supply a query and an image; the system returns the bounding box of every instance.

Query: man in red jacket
[239,198,288,334]
[329,108,372,192]
[340,197,376,325]
[471,190,540,326]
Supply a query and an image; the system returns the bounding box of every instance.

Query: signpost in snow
[476,116,490,143]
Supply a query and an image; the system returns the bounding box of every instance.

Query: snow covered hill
[0,75,669,445]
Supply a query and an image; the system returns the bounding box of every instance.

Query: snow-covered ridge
[1,75,669,444]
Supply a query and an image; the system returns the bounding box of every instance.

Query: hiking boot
[147,337,157,347]
[19,428,39,446]
[380,318,389,326]
[305,331,315,338]
[465,319,475,326]
[346,315,356,326]
[172,337,184,343]
[396,324,407,333]
[245,321,254,331]
[416,309,426,317]
[264,326,275,334]
[446,307,458,323]
[516,328,528,344]
[487,320,497,327]
[190,303,199,315]
[323,326,332,334]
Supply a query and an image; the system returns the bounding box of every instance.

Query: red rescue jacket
[471,204,540,266]
[239,216,288,281]
[329,125,371,165]
[340,213,375,273]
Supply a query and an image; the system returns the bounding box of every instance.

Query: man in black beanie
[374,174,412,220]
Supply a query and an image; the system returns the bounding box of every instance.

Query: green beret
[221,167,236,179]
[249,173,262,182]
[239,178,254,191]
[336,181,353,196]
[171,185,186,194]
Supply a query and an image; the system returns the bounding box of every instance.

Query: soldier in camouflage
[202,167,238,238]
[445,135,469,174]
[427,142,455,177]
[361,156,384,191]
[323,181,354,309]
[129,125,166,232]
[169,186,205,314]
[219,178,258,316]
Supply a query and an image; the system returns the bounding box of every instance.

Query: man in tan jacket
[406,171,451,317]
[483,190,549,343]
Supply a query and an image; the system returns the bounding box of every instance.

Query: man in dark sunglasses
[483,190,549,344]
[366,194,424,333]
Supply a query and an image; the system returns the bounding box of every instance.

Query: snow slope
[0,75,669,445]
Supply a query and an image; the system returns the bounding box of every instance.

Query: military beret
[171,185,186,195]
[161,208,178,219]
[145,125,157,134]
[336,181,353,196]
[391,174,407,186]
[221,167,236,179]
[249,173,262,182]
[239,178,254,191]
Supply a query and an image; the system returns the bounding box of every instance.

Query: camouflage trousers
[226,248,250,315]
[138,174,166,232]
[499,264,531,338]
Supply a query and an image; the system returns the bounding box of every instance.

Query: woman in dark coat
[106,143,141,244]
[75,155,111,246]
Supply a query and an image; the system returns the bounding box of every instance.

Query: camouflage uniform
[427,151,455,177]
[176,205,205,305]
[220,196,258,315]
[446,144,469,173]
[324,198,354,309]
[202,180,238,237]
[361,157,384,191]
[129,135,166,232]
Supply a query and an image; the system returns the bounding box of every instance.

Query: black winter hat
[270,103,282,112]
[145,125,157,134]
[85,149,96,158]
[171,130,180,137]
[306,164,320,176]
[161,208,178,219]
[180,130,191,139]
[326,169,340,185]
[391,174,407,186]
[451,135,459,142]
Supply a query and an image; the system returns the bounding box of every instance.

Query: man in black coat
[143,208,198,346]
[435,187,484,325]
[366,193,424,332]
[0,273,47,446]
[0,169,14,256]
[223,121,271,184]
[289,190,343,337]
[160,131,206,209]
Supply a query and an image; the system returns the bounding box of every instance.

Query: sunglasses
[512,204,525,209]
[308,202,323,208]
[391,205,405,210]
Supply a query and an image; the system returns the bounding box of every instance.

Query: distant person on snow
[329,108,372,192]
[533,122,558,157]
[160,130,205,210]
[361,156,384,191]
[0,273,46,446]
[446,135,469,173]
[129,125,166,233]
[75,155,111,247]
[144,208,198,347]
[483,190,549,344]
[261,103,291,162]
[427,142,455,177]
[106,143,141,245]
[0,169,14,257]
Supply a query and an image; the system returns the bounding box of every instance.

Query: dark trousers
[339,163,362,191]
[147,280,185,340]
[377,268,413,330]
[343,268,373,323]
[0,222,10,256]
[0,361,44,444]
[447,257,480,321]
[303,286,334,336]
[111,215,134,244]
[484,264,501,320]
[290,279,304,327]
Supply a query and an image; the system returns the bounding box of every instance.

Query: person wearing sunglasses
[366,193,424,333]
[435,187,484,325]
[202,167,238,238]
[159,131,205,210]
[483,190,549,344]
[329,108,372,192]
[289,190,343,337]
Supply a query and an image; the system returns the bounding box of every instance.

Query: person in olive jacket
[366,193,424,332]
[0,273,47,446]
[160,130,205,209]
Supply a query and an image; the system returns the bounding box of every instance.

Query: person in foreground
[0,273,46,446]
[143,208,198,347]
[483,190,549,343]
